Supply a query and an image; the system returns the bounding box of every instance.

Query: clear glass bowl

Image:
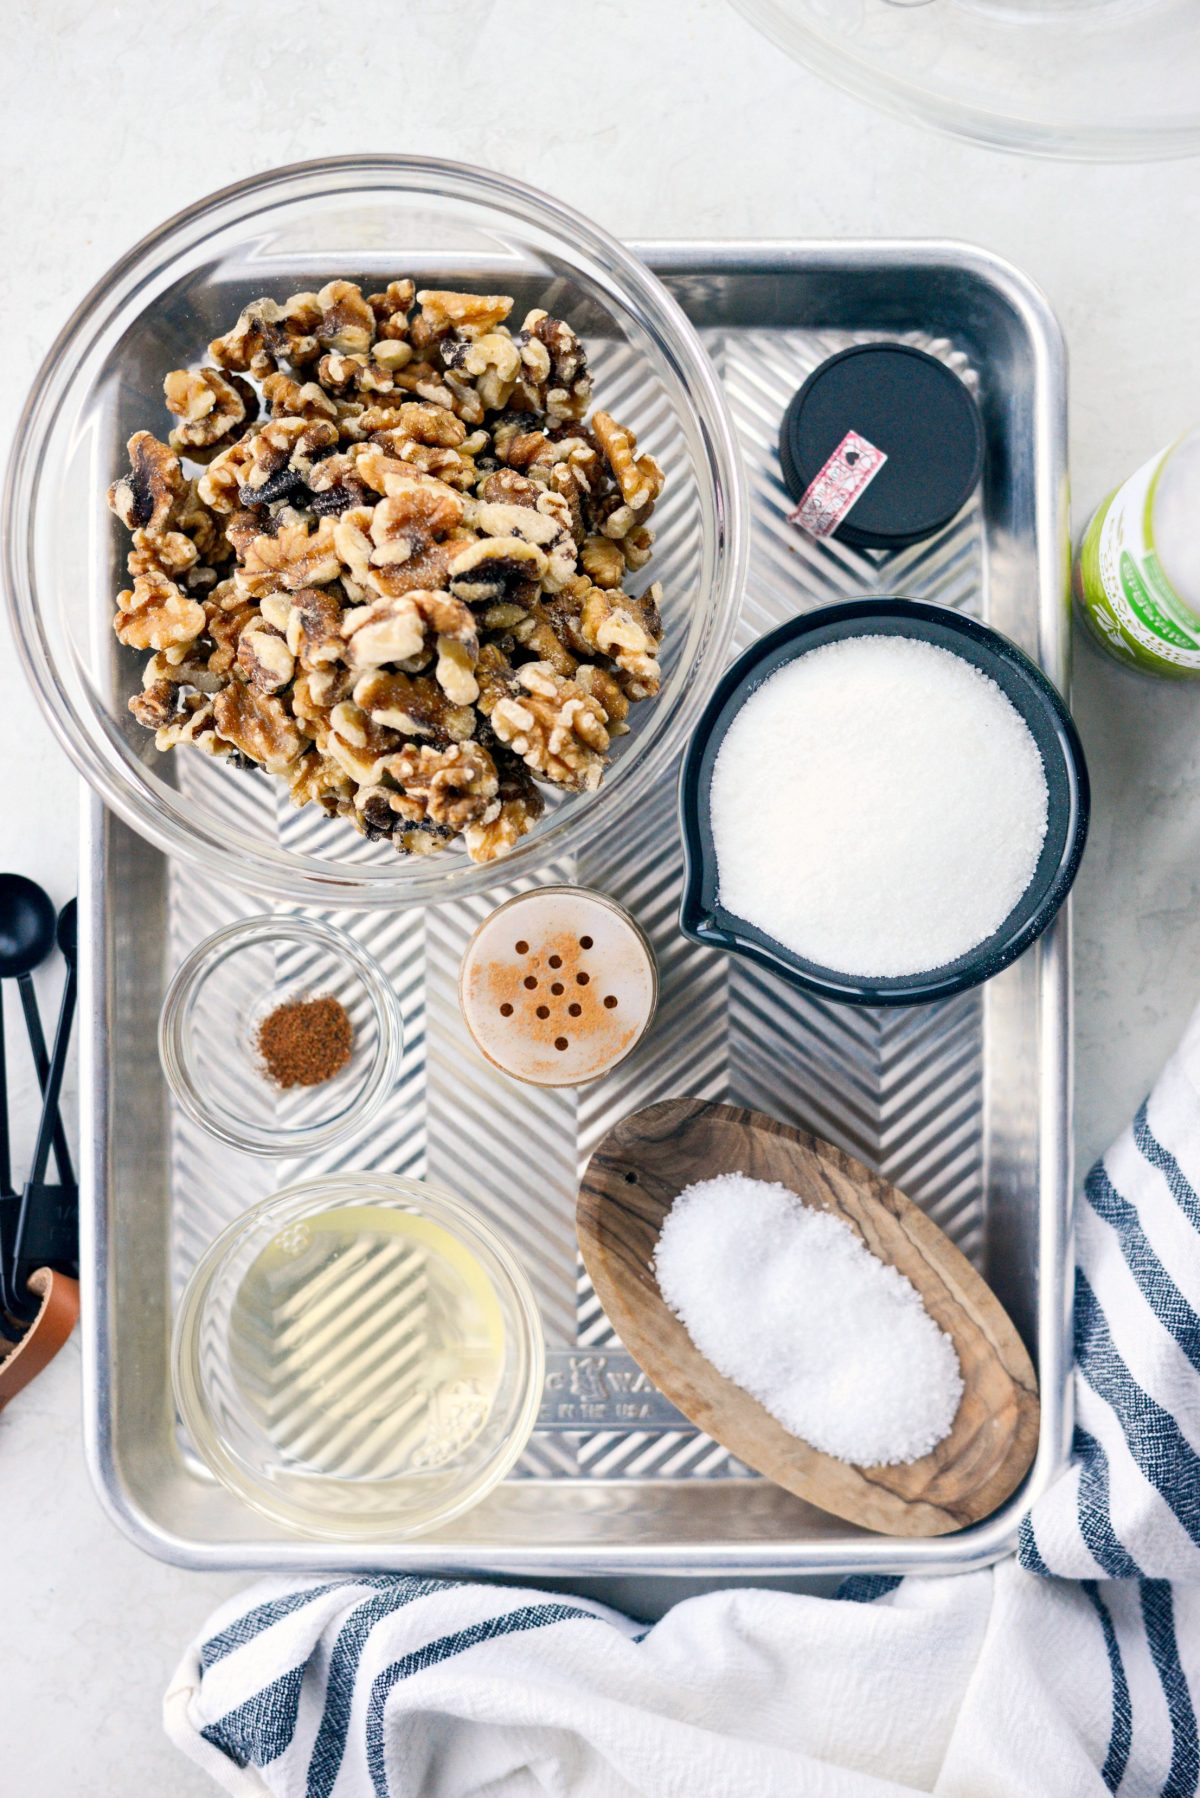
[159,914,404,1156]
[731,0,1200,161]
[3,156,747,907]
[172,1173,545,1540]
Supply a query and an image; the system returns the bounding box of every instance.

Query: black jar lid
[779,343,984,551]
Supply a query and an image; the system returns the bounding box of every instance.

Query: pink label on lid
[788,430,888,538]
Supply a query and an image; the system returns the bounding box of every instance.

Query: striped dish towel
[1020,1006,1200,1582]
[166,1008,1200,1797]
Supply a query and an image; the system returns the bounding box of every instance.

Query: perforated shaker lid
[459,886,657,1089]
[779,343,985,551]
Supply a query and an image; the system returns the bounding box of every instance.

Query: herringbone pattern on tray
[168,322,986,1483]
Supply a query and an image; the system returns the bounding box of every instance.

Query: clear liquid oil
[227,1205,506,1485]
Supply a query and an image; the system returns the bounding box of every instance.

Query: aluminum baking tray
[80,240,1072,1577]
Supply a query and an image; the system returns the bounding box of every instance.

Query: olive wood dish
[577,1097,1040,1537]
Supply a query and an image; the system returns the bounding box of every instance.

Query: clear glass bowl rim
[171,1171,547,1541]
[3,153,748,907]
[730,0,1200,162]
[158,913,404,1155]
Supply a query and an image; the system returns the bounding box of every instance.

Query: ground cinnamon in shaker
[256,996,353,1088]
[460,886,657,1088]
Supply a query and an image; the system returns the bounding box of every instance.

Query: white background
[2,0,1200,1788]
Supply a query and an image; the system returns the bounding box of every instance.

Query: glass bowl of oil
[172,1173,545,1540]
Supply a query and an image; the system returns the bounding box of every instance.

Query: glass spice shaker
[459,886,657,1088]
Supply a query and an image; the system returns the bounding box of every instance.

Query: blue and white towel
[1020,1011,1200,1585]
[166,1007,1200,1797]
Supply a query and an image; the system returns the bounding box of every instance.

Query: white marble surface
[2,1,1200,1788]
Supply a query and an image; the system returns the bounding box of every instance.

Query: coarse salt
[710,634,1049,977]
[653,1173,963,1466]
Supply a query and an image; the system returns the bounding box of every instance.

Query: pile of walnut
[107,280,665,863]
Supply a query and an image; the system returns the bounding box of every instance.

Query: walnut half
[386,740,499,831]
[464,757,545,863]
[163,367,256,454]
[580,581,663,698]
[113,573,205,656]
[212,681,305,773]
[489,661,610,792]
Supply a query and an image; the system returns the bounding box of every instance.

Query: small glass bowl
[172,1173,545,1541]
[159,915,403,1156]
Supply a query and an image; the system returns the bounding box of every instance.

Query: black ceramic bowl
[679,598,1089,1007]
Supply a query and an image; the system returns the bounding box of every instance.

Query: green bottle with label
[1074,427,1200,677]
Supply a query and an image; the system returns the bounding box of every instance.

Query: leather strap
[0,1267,80,1410]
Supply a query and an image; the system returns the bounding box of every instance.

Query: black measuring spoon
[0,873,57,1203]
[9,900,78,1320]
[0,874,73,1196]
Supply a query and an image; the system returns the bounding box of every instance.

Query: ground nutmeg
[256,995,354,1088]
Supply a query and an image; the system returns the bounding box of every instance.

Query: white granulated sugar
[711,634,1049,977]
[653,1173,963,1466]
